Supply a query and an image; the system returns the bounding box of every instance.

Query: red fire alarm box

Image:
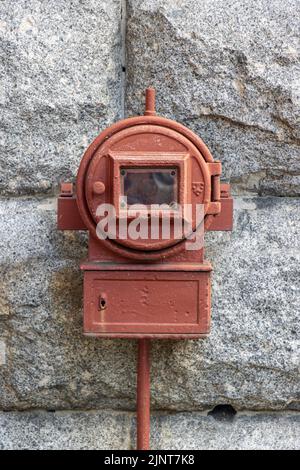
[57,87,233,449]
[57,88,233,339]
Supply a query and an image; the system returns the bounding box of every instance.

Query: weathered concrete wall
[0,0,299,449]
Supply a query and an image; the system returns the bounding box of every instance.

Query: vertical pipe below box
[137,339,151,450]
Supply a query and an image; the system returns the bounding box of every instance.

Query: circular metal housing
[76,115,218,260]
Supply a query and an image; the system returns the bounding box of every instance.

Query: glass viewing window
[120,167,178,207]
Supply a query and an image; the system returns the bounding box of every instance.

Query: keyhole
[99,296,107,310]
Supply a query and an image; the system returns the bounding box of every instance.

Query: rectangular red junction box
[82,263,212,339]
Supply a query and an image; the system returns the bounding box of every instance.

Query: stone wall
[0,0,299,449]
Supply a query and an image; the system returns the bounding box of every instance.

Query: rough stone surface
[152,412,300,450]
[0,410,132,450]
[0,410,299,450]
[0,340,6,365]
[0,0,122,195]
[0,0,300,452]
[126,0,300,196]
[0,196,299,411]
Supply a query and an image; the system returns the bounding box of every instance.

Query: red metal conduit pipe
[137,339,151,450]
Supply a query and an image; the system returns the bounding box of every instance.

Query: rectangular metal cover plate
[83,271,211,338]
